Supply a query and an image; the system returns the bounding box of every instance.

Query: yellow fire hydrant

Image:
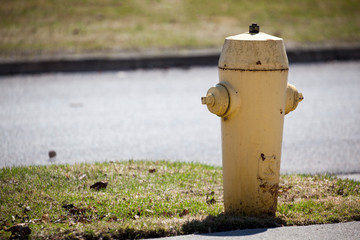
[201,24,303,216]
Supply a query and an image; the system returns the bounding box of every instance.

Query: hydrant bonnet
[218,32,289,71]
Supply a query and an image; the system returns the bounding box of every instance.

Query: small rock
[24,206,31,212]
[48,150,56,158]
[90,181,108,190]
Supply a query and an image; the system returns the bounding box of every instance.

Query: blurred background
[1,1,360,175]
[1,0,360,59]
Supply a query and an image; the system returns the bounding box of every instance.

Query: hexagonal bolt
[298,93,304,102]
[201,94,215,106]
[201,97,207,105]
[249,23,260,34]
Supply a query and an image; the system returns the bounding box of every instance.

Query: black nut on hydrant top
[249,23,260,34]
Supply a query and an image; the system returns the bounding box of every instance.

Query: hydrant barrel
[202,25,303,216]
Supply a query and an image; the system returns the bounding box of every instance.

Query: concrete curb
[0,46,360,75]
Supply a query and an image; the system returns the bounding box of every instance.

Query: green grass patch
[0,0,360,58]
[0,161,359,239]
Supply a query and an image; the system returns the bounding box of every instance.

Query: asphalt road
[151,221,360,240]
[1,61,360,174]
[153,222,360,240]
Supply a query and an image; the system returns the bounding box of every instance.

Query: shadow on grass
[44,215,286,239]
[182,213,286,237]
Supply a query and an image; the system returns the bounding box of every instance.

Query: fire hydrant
[201,24,303,216]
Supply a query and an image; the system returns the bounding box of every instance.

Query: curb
[0,46,360,75]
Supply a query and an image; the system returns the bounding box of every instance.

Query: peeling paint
[258,181,279,214]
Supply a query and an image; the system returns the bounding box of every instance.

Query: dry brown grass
[0,161,359,239]
[1,0,359,59]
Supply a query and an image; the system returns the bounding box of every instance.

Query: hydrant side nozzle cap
[285,84,303,115]
[202,85,230,117]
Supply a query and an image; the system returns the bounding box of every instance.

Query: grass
[0,0,360,58]
[0,161,359,239]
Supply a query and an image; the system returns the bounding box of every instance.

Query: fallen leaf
[161,211,173,217]
[206,191,216,205]
[41,214,51,223]
[206,192,216,205]
[179,209,190,217]
[207,191,215,196]
[90,181,108,190]
[62,203,75,210]
[69,207,82,215]
[107,216,118,222]
[206,198,216,205]
[7,223,31,238]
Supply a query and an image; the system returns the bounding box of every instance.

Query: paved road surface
[150,221,360,240]
[1,61,360,174]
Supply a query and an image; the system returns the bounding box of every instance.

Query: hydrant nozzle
[285,83,304,115]
[201,84,230,117]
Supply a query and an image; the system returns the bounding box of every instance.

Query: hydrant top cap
[219,32,288,70]
[227,32,282,41]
